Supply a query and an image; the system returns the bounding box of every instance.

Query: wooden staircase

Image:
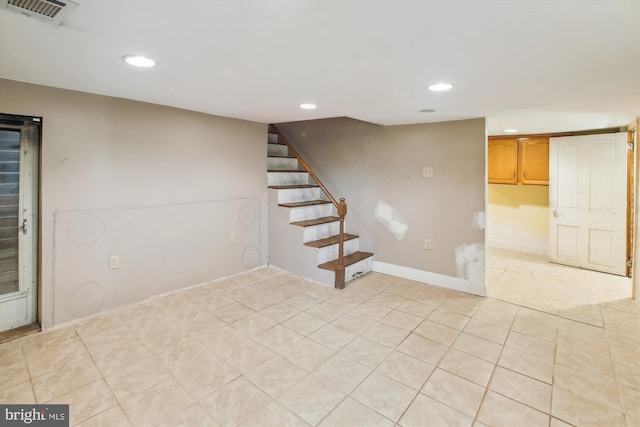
[267,125,373,288]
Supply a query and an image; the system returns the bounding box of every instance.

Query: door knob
[552,210,559,218]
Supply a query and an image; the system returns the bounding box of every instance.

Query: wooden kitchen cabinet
[488,139,518,184]
[488,136,549,185]
[519,137,549,185]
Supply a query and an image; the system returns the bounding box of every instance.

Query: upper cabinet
[488,136,549,186]
[488,138,518,184]
[519,137,549,185]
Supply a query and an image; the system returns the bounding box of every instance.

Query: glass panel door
[0,129,20,295]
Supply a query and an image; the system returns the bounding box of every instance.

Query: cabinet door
[488,139,518,184]
[520,137,549,185]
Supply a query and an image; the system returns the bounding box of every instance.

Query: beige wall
[0,79,268,327]
[278,117,486,295]
[487,184,549,254]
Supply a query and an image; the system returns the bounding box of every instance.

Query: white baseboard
[372,261,486,297]
[487,239,548,255]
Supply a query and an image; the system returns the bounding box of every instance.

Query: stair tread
[279,200,332,208]
[269,184,319,189]
[291,216,339,227]
[318,251,374,271]
[305,234,358,248]
[267,169,307,173]
[268,155,296,159]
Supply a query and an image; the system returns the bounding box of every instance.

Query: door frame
[0,113,41,332]
[626,129,635,277]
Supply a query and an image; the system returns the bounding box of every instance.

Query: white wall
[0,79,268,327]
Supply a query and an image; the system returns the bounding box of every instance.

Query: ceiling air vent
[0,0,78,26]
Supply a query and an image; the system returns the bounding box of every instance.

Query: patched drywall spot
[374,200,409,241]
[67,213,106,245]
[69,281,104,317]
[454,243,485,286]
[472,211,485,230]
[164,239,194,273]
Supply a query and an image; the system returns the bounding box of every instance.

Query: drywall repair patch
[472,212,485,230]
[374,200,409,241]
[455,243,485,286]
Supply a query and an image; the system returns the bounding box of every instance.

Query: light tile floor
[487,247,634,317]
[0,263,638,426]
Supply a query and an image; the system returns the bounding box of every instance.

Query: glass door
[0,115,40,332]
[0,129,21,296]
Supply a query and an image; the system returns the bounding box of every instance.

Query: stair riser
[317,239,359,264]
[268,144,288,156]
[289,204,334,222]
[268,133,278,144]
[268,157,299,170]
[302,221,340,242]
[345,256,374,283]
[268,172,312,186]
[277,187,321,203]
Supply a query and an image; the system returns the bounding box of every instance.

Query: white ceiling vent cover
[0,0,78,25]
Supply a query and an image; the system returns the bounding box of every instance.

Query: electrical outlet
[109,254,119,270]
[229,233,237,244]
[422,167,434,178]
[424,239,431,250]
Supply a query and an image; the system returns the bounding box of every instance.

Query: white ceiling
[0,0,638,135]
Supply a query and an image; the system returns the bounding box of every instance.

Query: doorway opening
[486,130,635,317]
[0,114,40,333]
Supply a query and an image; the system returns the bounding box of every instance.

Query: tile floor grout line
[17,335,41,407]
[470,302,521,425]
[391,293,481,425]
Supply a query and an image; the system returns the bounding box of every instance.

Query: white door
[0,117,39,332]
[549,132,627,275]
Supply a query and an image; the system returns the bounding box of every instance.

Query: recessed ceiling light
[123,55,156,68]
[428,82,453,92]
[299,103,317,110]
[419,109,436,113]
[504,129,519,133]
